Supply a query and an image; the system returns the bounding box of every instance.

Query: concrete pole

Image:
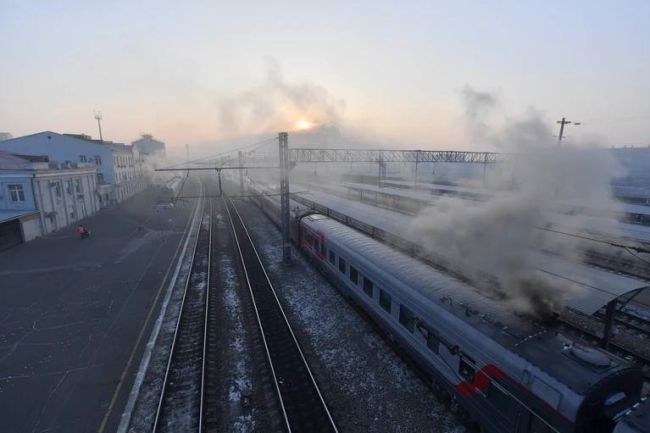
[414,150,420,188]
[238,151,244,195]
[279,132,291,264]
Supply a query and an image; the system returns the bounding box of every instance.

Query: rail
[223,196,338,433]
[152,198,213,433]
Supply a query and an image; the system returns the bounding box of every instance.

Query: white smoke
[217,58,345,138]
[408,89,626,316]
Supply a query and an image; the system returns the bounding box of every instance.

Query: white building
[0,152,100,250]
[0,131,143,206]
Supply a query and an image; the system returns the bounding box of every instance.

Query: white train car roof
[291,186,650,316]
[302,215,634,396]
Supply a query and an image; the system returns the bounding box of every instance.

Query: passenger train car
[154,176,183,208]
[244,178,650,433]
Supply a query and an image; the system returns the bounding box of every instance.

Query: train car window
[350,266,359,284]
[459,355,476,382]
[314,238,320,252]
[426,331,440,354]
[399,305,416,332]
[329,250,335,265]
[339,257,346,274]
[379,289,391,312]
[363,278,373,297]
[320,239,325,256]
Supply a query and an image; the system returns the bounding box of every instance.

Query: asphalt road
[0,184,196,433]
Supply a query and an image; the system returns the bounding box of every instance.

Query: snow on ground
[238,200,464,433]
[220,252,256,433]
[124,207,204,433]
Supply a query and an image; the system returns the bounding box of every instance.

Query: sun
[295,119,314,130]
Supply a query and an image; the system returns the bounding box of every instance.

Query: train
[155,176,184,208]
[243,177,650,433]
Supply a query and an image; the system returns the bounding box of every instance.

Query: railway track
[223,196,338,433]
[152,198,213,433]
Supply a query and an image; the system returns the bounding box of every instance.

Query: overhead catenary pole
[238,151,244,194]
[414,150,421,188]
[556,117,581,146]
[279,132,291,264]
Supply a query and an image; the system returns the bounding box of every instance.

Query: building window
[79,155,87,163]
[379,289,391,313]
[75,179,82,194]
[98,173,105,184]
[94,155,102,165]
[399,305,416,332]
[427,331,440,354]
[349,266,359,284]
[66,180,73,194]
[338,257,346,274]
[8,184,25,202]
[459,355,476,382]
[54,182,62,197]
[363,278,374,297]
[329,250,336,265]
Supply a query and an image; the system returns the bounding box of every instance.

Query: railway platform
[0,185,196,433]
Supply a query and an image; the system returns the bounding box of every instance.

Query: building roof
[0,209,39,224]
[0,151,49,169]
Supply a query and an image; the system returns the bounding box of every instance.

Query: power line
[162,136,276,169]
[536,225,650,254]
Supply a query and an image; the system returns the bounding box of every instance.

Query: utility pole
[556,117,581,146]
[279,132,291,264]
[94,111,104,142]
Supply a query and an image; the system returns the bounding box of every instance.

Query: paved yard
[0,184,196,433]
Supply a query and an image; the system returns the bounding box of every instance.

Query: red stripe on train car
[455,364,506,397]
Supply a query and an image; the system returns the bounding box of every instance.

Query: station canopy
[534,253,650,315]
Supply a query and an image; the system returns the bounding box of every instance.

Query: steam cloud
[217,58,345,137]
[408,88,625,316]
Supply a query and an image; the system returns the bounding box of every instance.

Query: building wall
[32,169,100,234]
[0,131,146,204]
[20,214,41,241]
[0,174,36,211]
[0,132,114,183]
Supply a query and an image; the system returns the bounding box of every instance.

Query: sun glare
[295,120,314,130]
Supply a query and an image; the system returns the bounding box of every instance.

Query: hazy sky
[1,0,648,151]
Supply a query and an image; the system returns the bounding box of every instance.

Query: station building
[0,152,100,250]
[0,131,145,207]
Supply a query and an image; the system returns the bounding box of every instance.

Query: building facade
[0,152,100,249]
[0,131,144,206]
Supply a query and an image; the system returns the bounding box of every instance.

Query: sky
[1,0,649,152]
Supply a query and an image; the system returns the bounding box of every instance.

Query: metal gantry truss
[287,148,502,164]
